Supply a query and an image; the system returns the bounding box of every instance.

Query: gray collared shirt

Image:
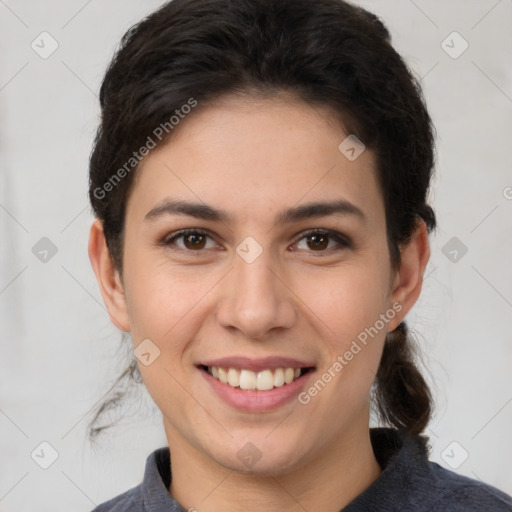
[91,428,512,511]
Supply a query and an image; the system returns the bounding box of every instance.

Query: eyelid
[161,228,219,249]
[292,228,352,251]
[161,227,351,253]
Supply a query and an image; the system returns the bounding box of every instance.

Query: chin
[219,450,303,476]
[206,432,309,476]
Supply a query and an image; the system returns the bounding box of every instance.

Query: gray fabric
[91,427,512,511]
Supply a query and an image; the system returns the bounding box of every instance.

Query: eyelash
[161,228,351,254]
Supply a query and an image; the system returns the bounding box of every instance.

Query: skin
[89,92,430,512]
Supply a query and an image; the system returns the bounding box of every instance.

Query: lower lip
[200,368,314,412]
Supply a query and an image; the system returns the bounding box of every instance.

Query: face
[95,93,415,474]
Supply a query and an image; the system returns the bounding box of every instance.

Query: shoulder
[427,461,512,511]
[90,483,143,512]
[88,446,174,512]
[354,428,512,512]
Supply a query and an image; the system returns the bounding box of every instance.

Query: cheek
[305,263,390,341]
[123,259,211,412]
[300,260,391,402]
[124,249,214,342]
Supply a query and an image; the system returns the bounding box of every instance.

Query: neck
[166,417,382,512]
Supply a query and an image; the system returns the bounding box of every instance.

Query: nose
[215,248,297,340]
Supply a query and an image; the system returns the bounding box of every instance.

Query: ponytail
[374,321,432,435]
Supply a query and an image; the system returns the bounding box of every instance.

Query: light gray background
[1,1,511,510]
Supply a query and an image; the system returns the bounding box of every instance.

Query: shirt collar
[342,427,432,510]
[140,427,431,511]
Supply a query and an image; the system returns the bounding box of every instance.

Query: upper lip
[199,356,315,372]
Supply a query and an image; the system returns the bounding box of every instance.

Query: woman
[87,0,512,510]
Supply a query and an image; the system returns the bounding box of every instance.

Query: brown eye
[182,233,207,250]
[305,233,329,251]
[294,229,351,253]
[163,229,217,251]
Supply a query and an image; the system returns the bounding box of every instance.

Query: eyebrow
[144,198,367,226]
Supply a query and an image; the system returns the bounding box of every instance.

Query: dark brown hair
[88,0,436,438]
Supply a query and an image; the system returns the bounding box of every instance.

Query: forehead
[126,94,385,230]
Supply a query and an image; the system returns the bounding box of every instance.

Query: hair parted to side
[87,0,437,439]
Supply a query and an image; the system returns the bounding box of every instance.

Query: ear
[386,219,431,332]
[88,219,131,332]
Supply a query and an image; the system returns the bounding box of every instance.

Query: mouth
[197,356,316,411]
[199,364,314,391]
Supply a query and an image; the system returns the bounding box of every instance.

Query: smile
[198,356,316,411]
[203,365,310,391]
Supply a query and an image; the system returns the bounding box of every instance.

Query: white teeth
[227,368,240,387]
[206,366,306,390]
[218,367,228,384]
[273,368,285,387]
[239,369,256,390]
[257,369,274,391]
[284,368,295,384]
